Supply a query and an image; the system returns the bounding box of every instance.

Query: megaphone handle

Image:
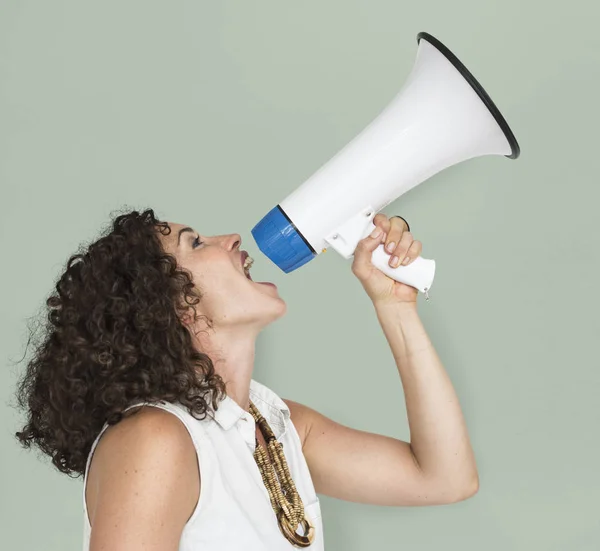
[357,220,436,299]
[370,247,436,300]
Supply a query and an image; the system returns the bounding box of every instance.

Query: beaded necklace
[249,401,315,547]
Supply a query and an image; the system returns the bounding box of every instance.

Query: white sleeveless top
[82,378,325,550]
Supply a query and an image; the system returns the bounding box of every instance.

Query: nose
[226,233,242,251]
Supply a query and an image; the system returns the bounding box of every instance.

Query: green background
[2,1,599,549]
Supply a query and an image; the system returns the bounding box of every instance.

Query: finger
[352,228,385,276]
[372,213,391,235]
[390,216,409,232]
[389,231,414,267]
[401,240,422,266]
[384,218,408,257]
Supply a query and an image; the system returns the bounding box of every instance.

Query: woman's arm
[88,408,200,551]
[373,301,478,491]
[285,302,478,506]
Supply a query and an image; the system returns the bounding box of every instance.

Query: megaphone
[251,32,520,299]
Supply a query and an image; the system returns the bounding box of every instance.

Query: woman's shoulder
[94,404,200,476]
[108,403,192,438]
[86,406,200,545]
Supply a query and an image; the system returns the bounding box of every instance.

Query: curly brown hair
[13,208,227,477]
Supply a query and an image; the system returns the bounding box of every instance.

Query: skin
[86,215,477,551]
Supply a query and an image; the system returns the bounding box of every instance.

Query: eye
[192,236,203,249]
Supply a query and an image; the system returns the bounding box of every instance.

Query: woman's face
[159,222,286,330]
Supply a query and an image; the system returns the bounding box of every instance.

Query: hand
[351,214,423,306]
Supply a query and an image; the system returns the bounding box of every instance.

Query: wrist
[373,301,419,323]
[373,300,418,313]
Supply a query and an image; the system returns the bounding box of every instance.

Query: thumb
[351,227,386,276]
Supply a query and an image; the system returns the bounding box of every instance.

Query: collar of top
[211,378,291,440]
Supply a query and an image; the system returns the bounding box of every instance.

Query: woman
[15,208,478,550]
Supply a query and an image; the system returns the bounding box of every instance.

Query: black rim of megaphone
[417,32,520,160]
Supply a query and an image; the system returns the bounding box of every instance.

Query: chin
[269,296,287,319]
[255,301,286,330]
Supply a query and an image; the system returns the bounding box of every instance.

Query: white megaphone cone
[251,32,520,299]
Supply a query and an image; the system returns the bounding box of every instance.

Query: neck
[190,324,258,412]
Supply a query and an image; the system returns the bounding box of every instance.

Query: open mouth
[243,255,254,281]
[241,255,276,289]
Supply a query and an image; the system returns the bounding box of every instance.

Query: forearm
[374,301,478,494]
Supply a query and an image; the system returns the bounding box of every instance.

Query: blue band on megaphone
[251,205,316,273]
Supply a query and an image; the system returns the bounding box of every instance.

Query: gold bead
[249,400,314,546]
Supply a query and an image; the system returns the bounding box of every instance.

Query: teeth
[243,256,254,274]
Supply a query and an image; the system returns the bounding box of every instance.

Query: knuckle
[374,214,390,230]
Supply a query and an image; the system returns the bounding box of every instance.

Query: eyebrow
[177,227,195,246]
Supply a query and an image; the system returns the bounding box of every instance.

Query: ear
[182,312,196,326]
[179,306,194,326]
